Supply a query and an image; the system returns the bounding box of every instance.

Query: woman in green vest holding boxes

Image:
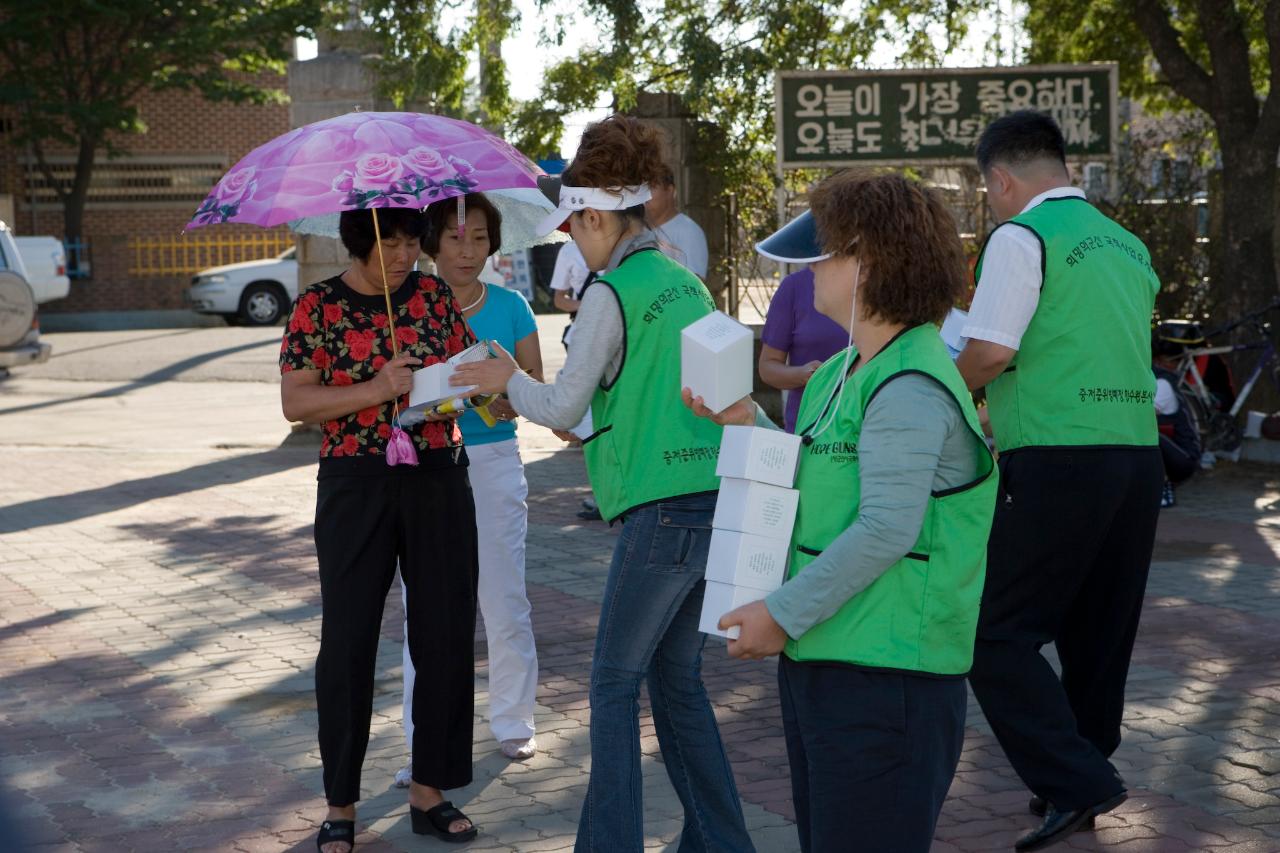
[685,171,997,853]
[453,115,754,853]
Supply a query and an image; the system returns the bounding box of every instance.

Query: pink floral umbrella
[185,111,542,228]
[188,111,544,466]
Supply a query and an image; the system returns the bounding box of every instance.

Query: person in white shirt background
[1152,335,1200,507]
[645,165,709,279]
[549,240,593,350]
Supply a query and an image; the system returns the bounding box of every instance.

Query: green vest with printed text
[785,324,997,675]
[976,197,1160,451]
[583,249,722,521]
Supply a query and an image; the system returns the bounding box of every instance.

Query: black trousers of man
[313,452,479,806]
[969,447,1163,811]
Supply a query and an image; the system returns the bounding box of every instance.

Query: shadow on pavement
[0,606,96,643]
[46,328,202,360]
[0,446,314,534]
[0,336,277,417]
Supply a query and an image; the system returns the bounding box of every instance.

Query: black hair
[338,208,428,262]
[420,192,503,257]
[1152,330,1185,360]
[976,110,1068,173]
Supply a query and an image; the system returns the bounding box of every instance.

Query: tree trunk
[1214,130,1279,316]
[61,136,97,274]
[1210,129,1280,414]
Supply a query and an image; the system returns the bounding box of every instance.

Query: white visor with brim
[534,183,653,235]
[754,210,832,264]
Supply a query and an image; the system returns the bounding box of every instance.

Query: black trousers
[313,454,478,806]
[969,447,1162,811]
[778,657,967,853]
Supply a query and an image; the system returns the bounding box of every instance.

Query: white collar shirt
[961,186,1087,350]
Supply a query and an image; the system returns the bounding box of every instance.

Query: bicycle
[1163,298,1280,456]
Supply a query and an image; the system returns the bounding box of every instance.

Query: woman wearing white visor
[453,115,754,853]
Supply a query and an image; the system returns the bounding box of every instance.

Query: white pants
[402,437,538,746]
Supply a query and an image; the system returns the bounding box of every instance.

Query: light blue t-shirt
[461,284,538,445]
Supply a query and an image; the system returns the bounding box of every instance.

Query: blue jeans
[576,494,754,853]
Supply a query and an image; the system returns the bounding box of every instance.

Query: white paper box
[699,580,769,639]
[716,425,802,488]
[406,341,489,411]
[713,478,798,543]
[1245,410,1267,440]
[681,311,754,414]
[705,528,789,592]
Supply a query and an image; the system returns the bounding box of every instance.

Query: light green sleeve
[764,375,980,639]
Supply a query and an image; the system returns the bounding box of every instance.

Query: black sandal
[411,800,478,843]
[316,818,355,852]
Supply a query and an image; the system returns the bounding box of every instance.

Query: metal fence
[128,231,293,277]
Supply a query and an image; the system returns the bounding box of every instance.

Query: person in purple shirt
[759,267,851,432]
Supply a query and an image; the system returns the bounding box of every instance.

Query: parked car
[13,236,70,303]
[0,222,51,374]
[186,247,298,326]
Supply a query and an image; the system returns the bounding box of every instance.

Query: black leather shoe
[1015,791,1126,851]
[1028,795,1094,827]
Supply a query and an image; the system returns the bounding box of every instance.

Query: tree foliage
[1022,0,1279,313]
[512,0,990,246]
[0,0,325,243]
[358,0,517,126]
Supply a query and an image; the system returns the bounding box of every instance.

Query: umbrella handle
[370,207,402,419]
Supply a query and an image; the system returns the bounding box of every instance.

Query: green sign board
[775,64,1118,169]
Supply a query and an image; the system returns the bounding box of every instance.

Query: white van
[13,236,71,303]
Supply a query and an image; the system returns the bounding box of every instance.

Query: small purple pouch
[386,417,419,467]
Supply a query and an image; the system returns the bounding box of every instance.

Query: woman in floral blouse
[280,208,480,851]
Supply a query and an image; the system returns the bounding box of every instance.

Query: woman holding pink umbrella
[281,207,481,850]
[191,110,550,853]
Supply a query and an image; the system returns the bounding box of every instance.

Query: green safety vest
[583,249,723,521]
[785,324,997,675]
[977,196,1160,452]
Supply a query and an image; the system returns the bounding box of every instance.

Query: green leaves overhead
[510,0,986,243]
[0,0,326,239]
[359,0,517,125]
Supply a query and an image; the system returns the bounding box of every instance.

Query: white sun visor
[534,183,653,235]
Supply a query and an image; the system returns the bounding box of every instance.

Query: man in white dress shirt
[957,111,1163,852]
[645,166,709,278]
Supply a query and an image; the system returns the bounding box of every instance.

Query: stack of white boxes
[680,310,803,640]
[699,425,802,639]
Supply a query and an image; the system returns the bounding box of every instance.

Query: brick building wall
[0,74,291,313]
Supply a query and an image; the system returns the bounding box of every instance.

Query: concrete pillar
[287,32,398,288]
[629,93,728,307]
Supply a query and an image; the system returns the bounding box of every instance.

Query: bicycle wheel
[1180,393,1210,446]
[1206,410,1243,453]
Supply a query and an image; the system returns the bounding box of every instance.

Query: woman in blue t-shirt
[394,193,545,780]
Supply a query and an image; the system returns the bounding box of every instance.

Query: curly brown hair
[808,171,966,327]
[562,114,668,211]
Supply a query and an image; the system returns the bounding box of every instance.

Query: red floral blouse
[279,272,476,458]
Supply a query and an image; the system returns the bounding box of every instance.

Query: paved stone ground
[2,325,1280,852]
